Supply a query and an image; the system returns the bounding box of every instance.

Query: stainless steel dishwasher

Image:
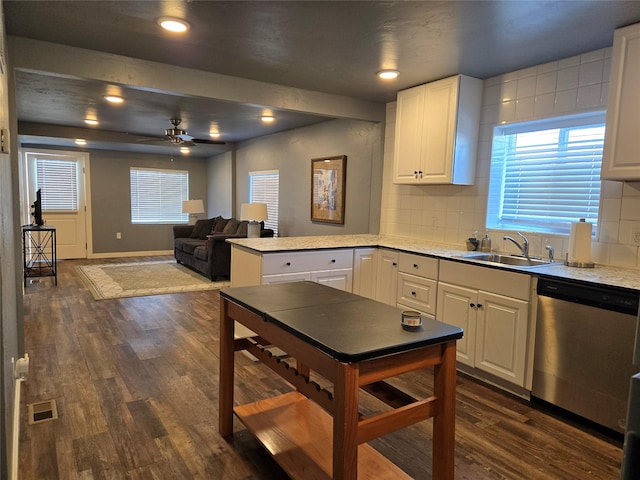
[533,277,640,435]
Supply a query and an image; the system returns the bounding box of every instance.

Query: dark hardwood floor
[19,257,623,479]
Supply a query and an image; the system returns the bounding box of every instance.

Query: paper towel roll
[568,219,592,264]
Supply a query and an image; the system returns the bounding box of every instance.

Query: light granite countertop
[228,234,640,292]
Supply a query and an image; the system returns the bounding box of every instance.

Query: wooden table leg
[432,341,457,480]
[333,361,359,480]
[218,297,235,437]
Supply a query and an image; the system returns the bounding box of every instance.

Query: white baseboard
[88,250,173,259]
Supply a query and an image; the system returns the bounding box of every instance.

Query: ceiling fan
[139,118,225,146]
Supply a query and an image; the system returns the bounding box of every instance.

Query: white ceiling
[5,1,640,158]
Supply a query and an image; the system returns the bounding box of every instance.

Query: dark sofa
[173,216,274,280]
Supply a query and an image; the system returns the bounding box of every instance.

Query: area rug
[76,260,229,300]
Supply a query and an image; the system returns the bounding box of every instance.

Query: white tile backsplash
[379,46,634,268]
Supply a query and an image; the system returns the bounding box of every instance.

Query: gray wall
[90,150,208,254]
[207,151,234,218]
[235,118,384,237]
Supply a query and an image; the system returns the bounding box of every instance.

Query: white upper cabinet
[601,23,640,180]
[393,74,482,185]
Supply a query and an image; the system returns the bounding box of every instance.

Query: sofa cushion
[193,245,208,261]
[178,238,206,255]
[222,218,240,234]
[190,219,215,239]
[236,221,248,236]
[212,217,230,233]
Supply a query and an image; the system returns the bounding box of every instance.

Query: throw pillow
[236,221,248,236]
[199,218,216,239]
[213,217,230,233]
[190,219,211,239]
[222,218,240,234]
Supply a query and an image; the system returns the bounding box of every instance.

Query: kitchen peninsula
[228,234,640,291]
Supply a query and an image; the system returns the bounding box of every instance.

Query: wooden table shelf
[235,391,411,480]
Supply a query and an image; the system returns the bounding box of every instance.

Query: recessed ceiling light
[377,69,400,80]
[75,139,87,145]
[261,115,275,123]
[180,146,190,154]
[84,118,99,126]
[104,95,124,104]
[158,17,190,33]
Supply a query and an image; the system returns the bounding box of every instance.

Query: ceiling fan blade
[192,138,226,145]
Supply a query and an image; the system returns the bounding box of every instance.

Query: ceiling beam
[8,36,385,123]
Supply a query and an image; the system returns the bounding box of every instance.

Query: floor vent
[27,400,58,425]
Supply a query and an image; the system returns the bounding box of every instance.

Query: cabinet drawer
[397,273,437,315]
[262,249,353,275]
[398,252,438,278]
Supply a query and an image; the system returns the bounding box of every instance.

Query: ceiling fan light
[210,131,220,138]
[180,146,190,154]
[377,69,400,80]
[158,17,190,33]
[104,95,124,104]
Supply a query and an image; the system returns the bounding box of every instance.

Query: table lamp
[182,199,205,225]
[240,203,268,238]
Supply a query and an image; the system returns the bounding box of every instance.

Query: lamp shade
[240,203,268,221]
[182,199,204,214]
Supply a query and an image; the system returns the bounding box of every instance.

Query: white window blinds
[249,170,279,234]
[35,158,78,211]
[130,167,189,224]
[487,112,605,234]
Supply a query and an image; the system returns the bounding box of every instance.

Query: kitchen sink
[460,253,556,267]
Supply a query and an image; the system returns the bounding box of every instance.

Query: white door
[25,150,89,259]
[311,269,353,292]
[436,282,477,367]
[475,291,529,386]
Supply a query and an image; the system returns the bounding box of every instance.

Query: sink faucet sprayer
[503,232,530,259]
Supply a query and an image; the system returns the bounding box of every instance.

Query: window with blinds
[249,170,279,234]
[130,167,189,224]
[35,158,78,211]
[487,112,605,235]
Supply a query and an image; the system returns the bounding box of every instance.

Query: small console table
[22,225,57,286]
[219,281,463,479]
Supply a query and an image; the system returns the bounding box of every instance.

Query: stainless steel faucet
[503,232,530,259]
[545,245,554,262]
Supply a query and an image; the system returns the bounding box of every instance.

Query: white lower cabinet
[437,260,531,388]
[261,249,354,292]
[310,268,353,291]
[375,248,399,305]
[352,248,378,299]
[396,252,438,316]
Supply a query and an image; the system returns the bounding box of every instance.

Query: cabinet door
[436,282,476,367]
[352,248,377,299]
[375,249,399,305]
[475,291,529,386]
[420,76,457,183]
[602,23,640,180]
[311,268,353,292]
[262,272,311,285]
[393,85,426,183]
[397,273,437,316]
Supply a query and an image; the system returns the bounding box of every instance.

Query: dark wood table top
[220,281,463,362]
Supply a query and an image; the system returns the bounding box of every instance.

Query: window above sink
[487,111,605,236]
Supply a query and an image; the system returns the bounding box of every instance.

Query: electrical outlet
[632,229,640,246]
[116,232,122,240]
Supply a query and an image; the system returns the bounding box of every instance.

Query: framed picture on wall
[311,155,346,224]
